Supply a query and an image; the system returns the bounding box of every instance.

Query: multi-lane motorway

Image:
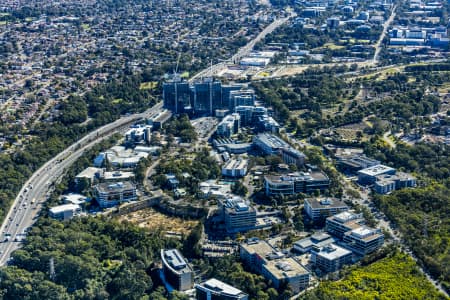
[0,102,164,265]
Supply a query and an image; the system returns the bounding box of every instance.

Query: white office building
[221,157,248,178]
[49,204,82,221]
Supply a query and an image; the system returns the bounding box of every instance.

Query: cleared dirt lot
[118,208,199,236]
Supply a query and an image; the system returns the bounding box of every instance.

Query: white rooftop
[49,204,81,214]
[358,164,395,176]
[200,278,245,296]
[317,243,352,260]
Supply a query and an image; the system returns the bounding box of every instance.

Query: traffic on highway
[0,102,164,265]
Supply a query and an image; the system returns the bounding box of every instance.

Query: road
[373,5,396,64]
[190,10,296,81]
[0,102,164,265]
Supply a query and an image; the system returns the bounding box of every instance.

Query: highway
[0,101,164,265]
[190,9,296,81]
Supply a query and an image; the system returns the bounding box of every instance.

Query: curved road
[0,102,164,265]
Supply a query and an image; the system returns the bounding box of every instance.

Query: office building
[293,232,336,254]
[229,89,255,111]
[357,164,396,185]
[105,146,149,168]
[163,77,192,114]
[281,147,306,168]
[240,239,310,292]
[262,258,310,293]
[220,197,256,233]
[216,113,240,138]
[221,157,248,178]
[49,204,82,221]
[374,172,416,194]
[264,171,330,196]
[343,226,384,255]
[253,133,290,155]
[336,154,380,173]
[125,125,152,145]
[235,106,267,126]
[326,211,365,239]
[75,167,102,186]
[94,181,137,208]
[195,278,248,300]
[161,249,194,291]
[304,198,349,223]
[311,244,352,273]
[192,79,223,115]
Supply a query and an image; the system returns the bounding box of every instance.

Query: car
[16,223,19,227]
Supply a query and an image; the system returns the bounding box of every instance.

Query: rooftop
[330,211,363,224]
[241,238,275,258]
[49,204,81,214]
[161,249,193,274]
[223,158,248,170]
[305,197,348,209]
[264,257,309,279]
[75,167,102,179]
[316,243,352,260]
[254,133,290,150]
[103,171,135,181]
[358,164,396,177]
[96,181,135,193]
[346,226,383,242]
[197,278,247,297]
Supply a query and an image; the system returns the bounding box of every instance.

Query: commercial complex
[336,154,380,173]
[240,239,310,293]
[221,158,248,178]
[49,204,82,221]
[253,133,290,155]
[325,211,365,239]
[216,114,241,137]
[264,171,330,196]
[304,198,348,223]
[374,172,417,194]
[281,148,306,168]
[357,164,396,185]
[311,243,353,273]
[163,77,247,116]
[195,278,248,300]
[262,258,310,293]
[293,232,336,254]
[219,197,256,233]
[161,249,194,291]
[343,226,384,255]
[94,181,137,208]
[358,165,416,194]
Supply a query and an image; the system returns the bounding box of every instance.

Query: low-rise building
[161,249,194,291]
[374,172,416,194]
[216,113,240,137]
[49,204,82,221]
[195,278,248,300]
[343,226,384,255]
[357,164,396,185]
[311,243,353,273]
[281,147,306,168]
[105,146,149,168]
[94,181,137,208]
[264,171,330,196]
[75,167,102,186]
[62,194,87,206]
[253,133,290,155]
[262,258,310,293]
[326,211,365,239]
[293,232,336,254]
[220,197,256,233]
[221,157,248,178]
[240,239,310,292]
[336,154,380,173]
[304,198,349,223]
